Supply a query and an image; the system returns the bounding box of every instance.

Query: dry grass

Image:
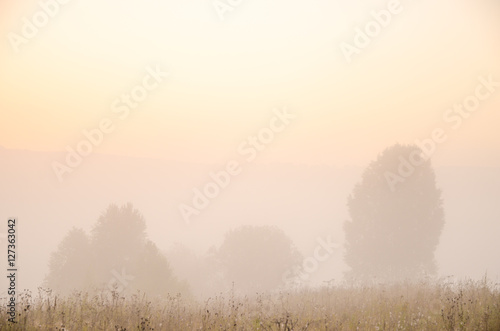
[1,278,499,330]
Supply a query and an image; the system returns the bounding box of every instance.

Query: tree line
[46,143,444,297]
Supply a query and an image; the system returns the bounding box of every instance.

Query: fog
[1,0,499,310]
[0,146,499,298]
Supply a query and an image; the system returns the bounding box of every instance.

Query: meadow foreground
[1,278,499,330]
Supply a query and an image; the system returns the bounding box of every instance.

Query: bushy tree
[218,225,301,294]
[90,203,147,287]
[344,144,445,280]
[46,228,91,295]
[46,203,188,298]
[133,240,190,297]
[166,243,225,299]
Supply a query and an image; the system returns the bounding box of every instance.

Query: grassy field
[1,278,499,330]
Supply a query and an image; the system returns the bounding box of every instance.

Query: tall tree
[344,144,445,280]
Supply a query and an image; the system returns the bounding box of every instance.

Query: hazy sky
[1,0,499,166]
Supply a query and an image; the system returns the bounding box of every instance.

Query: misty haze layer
[0,147,499,296]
